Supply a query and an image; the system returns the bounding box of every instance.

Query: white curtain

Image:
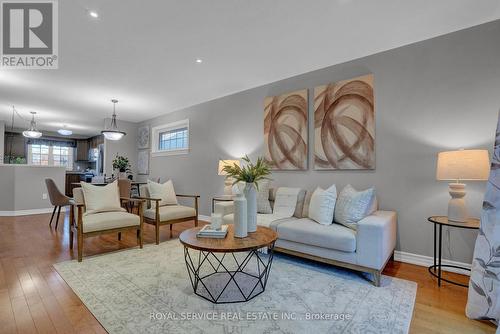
[466,111,500,326]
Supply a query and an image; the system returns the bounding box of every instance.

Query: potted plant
[222,155,271,233]
[112,155,131,179]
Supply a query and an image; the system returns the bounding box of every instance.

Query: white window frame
[28,144,74,170]
[151,119,190,157]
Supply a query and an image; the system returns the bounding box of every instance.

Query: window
[28,144,74,170]
[152,119,189,156]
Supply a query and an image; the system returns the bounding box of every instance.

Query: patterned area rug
[54,240,417,334]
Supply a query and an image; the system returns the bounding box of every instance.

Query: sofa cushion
[82,211,140,233]
[269,188,307,218]
[334,184,376,230]
[222,213,296,230]
[308,184,337,225]
[257,180,272,214]
[144,205,196,221]
[277,218,357,252]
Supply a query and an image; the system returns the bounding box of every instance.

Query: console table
[427,215,480,287]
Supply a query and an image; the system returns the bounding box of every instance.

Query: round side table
[427,215,480,287]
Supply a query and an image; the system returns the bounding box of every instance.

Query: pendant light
[101,99,126,141]
[57,124,72,136]
[22,111,43,138]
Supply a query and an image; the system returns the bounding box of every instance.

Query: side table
[427,215,480,287]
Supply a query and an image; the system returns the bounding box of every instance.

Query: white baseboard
[0,207,55,217]
[394,250,471,276]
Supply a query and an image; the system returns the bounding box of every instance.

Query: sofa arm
[356,210,397,271]
[215,201,234,217]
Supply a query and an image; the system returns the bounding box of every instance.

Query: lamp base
[223,178,233,195]
[447,183,468,222]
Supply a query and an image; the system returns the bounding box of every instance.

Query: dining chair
[45,178,72,229]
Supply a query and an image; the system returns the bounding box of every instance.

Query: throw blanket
[466,110,500,325]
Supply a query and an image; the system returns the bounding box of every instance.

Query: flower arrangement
[112,155,131,173]
[221,155,271,188]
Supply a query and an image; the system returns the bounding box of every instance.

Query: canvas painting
[137,149,150,175]
[137,125,150,149]
[264,89,308,170]
[314,74,375,170]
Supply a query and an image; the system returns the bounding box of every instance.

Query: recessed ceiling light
[89,10,99,18]
[195,58,203,63]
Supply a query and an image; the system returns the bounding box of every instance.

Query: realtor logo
[1,0,58,69]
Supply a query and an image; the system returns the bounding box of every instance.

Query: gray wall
[0,121,4,163]
[0,165,65,211]
[104,119,138,178]
[138,20,500,263]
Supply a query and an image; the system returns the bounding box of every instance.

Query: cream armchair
[136,185,199,244]
[71,188,145,262]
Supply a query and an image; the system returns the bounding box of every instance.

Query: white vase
[233,193,247,238]
[119,172,127,179]
[244,182,257,233]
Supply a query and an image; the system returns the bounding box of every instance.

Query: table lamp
[218,159,241,195]
[436,149,490,222]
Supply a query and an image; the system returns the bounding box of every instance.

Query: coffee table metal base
[183,243,275,304]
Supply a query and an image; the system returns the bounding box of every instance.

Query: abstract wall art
[313,74,375,170]
[264,89,308,170]
[137,149,150,175]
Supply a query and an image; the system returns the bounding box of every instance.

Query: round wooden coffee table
[179,225,278,304]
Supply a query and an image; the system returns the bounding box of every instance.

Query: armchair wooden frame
[69,197,146,262]
[134,194,199,244]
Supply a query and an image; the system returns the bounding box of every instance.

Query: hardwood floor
[0,211,495,333]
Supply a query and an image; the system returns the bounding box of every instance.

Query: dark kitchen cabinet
[76,140,89,161]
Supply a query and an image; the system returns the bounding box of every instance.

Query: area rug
[54,240,417,334]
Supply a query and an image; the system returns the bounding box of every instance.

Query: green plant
[4,155,26,164]
[221,155,271,189]
[112,155,131,173]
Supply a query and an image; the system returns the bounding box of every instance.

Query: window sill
[151,148,189,157]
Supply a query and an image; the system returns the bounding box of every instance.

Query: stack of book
[196,224,228,239]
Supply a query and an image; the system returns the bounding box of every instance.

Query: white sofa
[215,188,397,286]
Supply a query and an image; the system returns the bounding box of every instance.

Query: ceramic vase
[119,171,127,179]
[233,193,247,238]
[244,182,257,233]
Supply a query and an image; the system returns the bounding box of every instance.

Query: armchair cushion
[82,211,140,233]
[144,205,196,222]
[147,179,178,207]
[80,181,124,215]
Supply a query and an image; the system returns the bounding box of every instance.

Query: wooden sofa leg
[118,232,121,241]
[77,233,83,262]
[170,224,173,238]
[138,228,143,249]
[373,271,381,287]
[195,216,198,227]
[155,222,160,245]
[69,229,74,250]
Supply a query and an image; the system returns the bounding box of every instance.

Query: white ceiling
[1,0,499,136]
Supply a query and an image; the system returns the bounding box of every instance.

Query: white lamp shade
[218,159,240,175]
[436,150,490,181]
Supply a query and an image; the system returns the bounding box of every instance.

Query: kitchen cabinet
[65,173,82,196]
[76,140,89,161]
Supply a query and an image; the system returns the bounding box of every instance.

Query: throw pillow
[257,180,272,214]
[334,184,376,229]
[308,184,337,225]
[81,181,124,215]
[147,179,178,207]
